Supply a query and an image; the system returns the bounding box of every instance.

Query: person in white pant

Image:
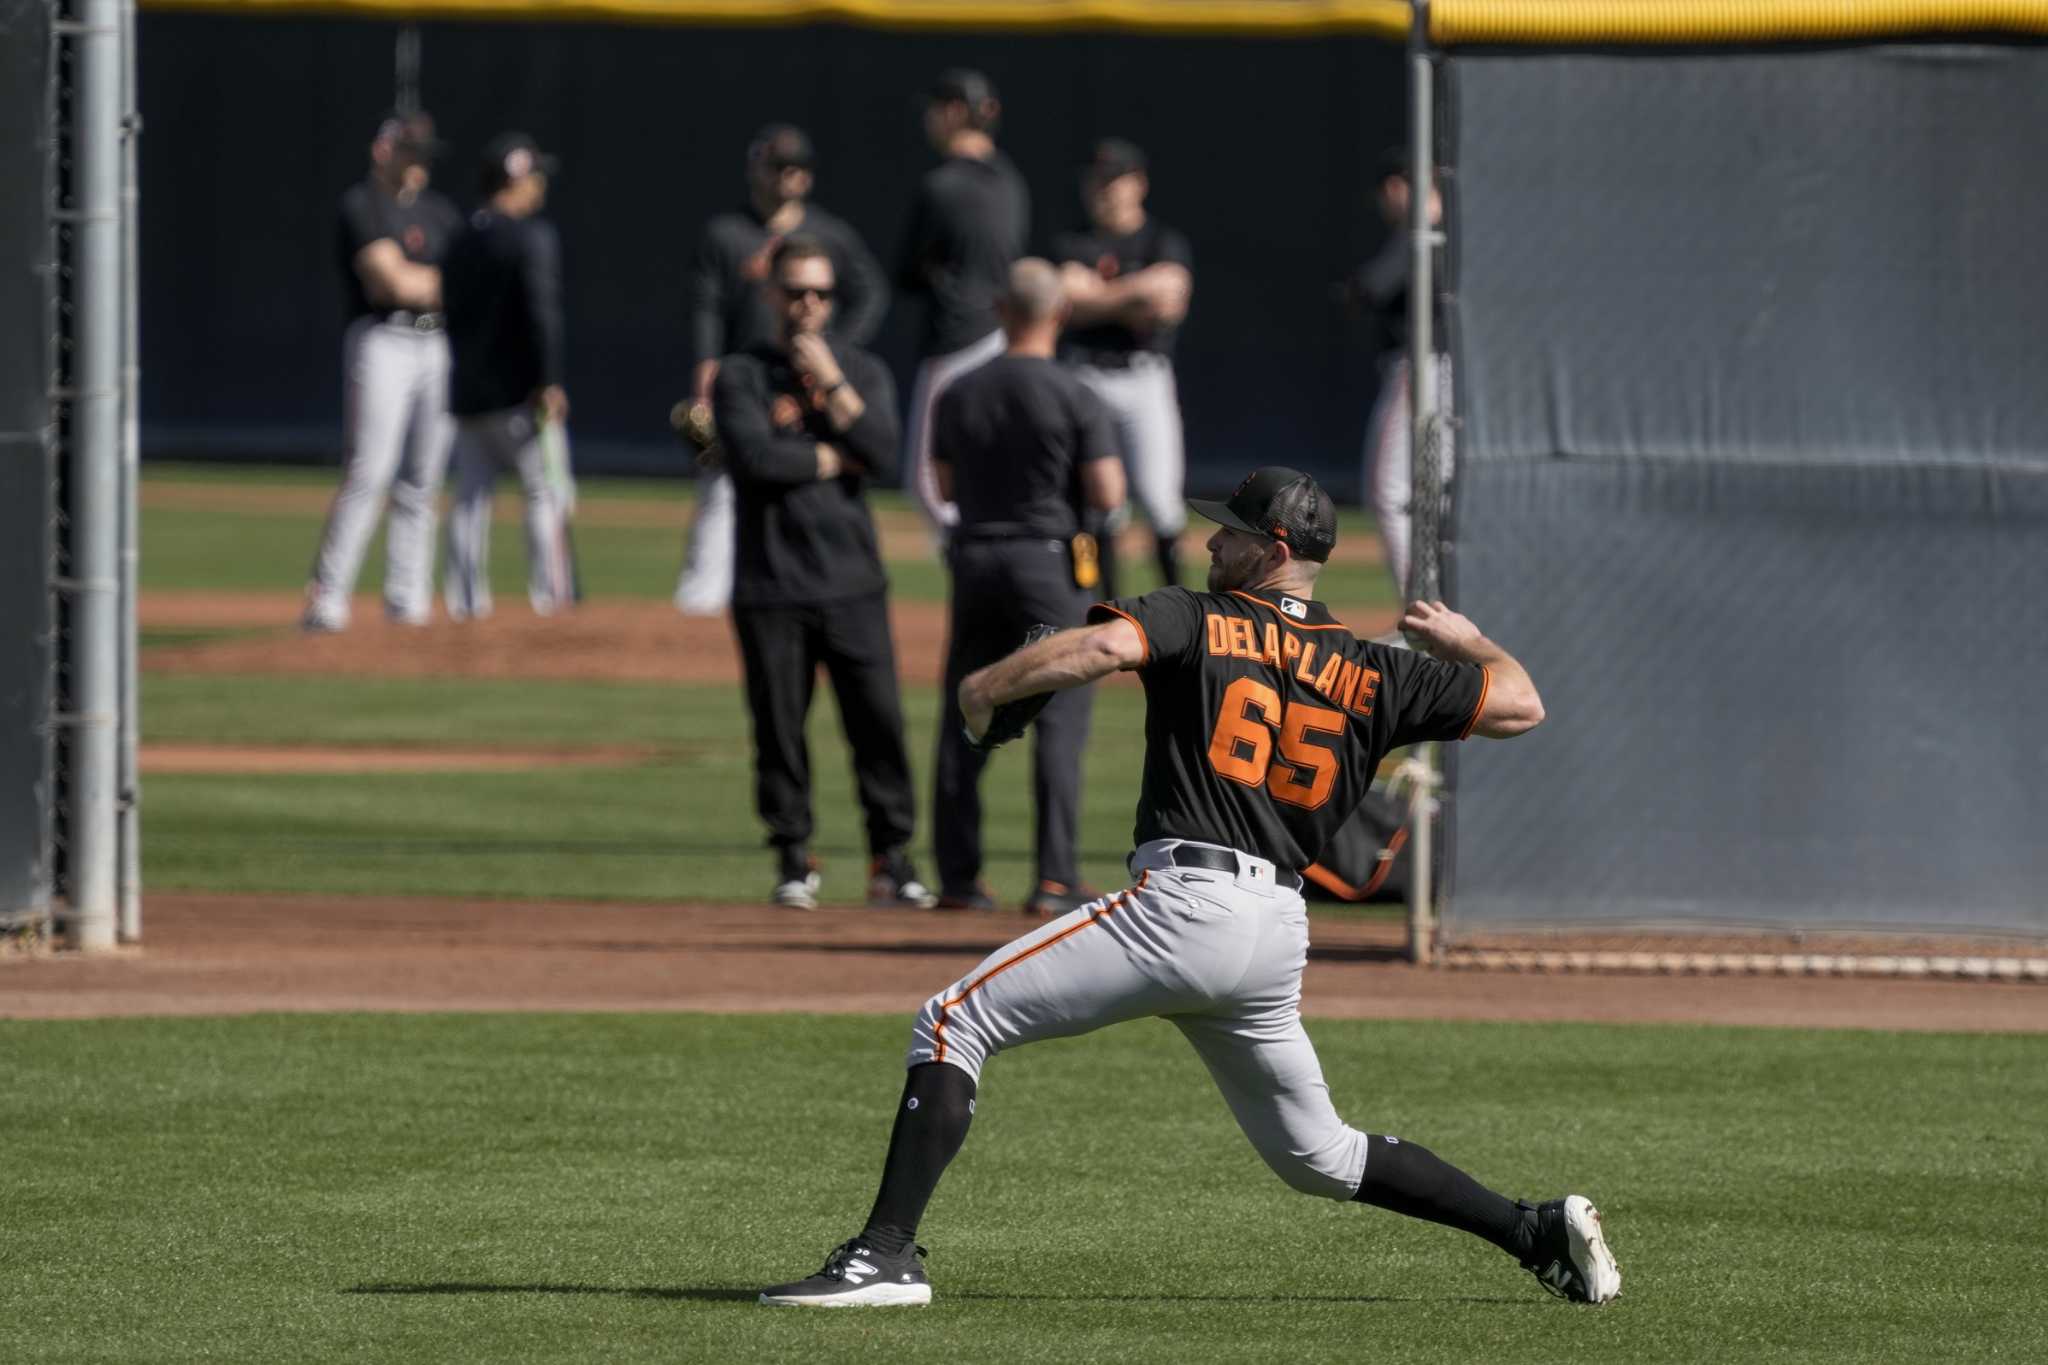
[897,69,1030,532]
[1346,154,1451,599]
[303,112,462,632]
[673,124,890,616]
[1055,138,1194,593]
[758,466,1621,1310]
[439,133,575,621]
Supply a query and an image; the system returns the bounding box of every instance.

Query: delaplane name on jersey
[1203,611,1381,718]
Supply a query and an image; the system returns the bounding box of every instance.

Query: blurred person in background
[1054,138,1193,597]
[672,124,890,617]
[1339,150,1449,599]
[712,236,935,913]
[927,259,1125,917]
[440,133,575,621]
[303,112,461,633]
[898,68,1031,534]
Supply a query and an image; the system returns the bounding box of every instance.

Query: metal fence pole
[1404,0,1441,965]
[116,0,140,943]
[61,0,122,951]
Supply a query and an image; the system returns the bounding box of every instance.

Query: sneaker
[868,850,938,909]
[771,847,821,911]
[936,883,999,912]
[1520,1195,1621,1304]
[1023,880,1096,918]
[758,1237,931,1308]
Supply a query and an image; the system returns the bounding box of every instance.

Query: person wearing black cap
[439,133,574,621]
[304,112,462,632]
[712,234,936,913]
[898,68,1032,533]
[927,258,1126,918]
[1053,138,1195,594]
[672,124,892,617]
[759,468,1622,1315]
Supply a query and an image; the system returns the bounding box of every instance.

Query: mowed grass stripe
[1,1014,2043,1364]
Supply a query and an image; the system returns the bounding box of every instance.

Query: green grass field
[4,1014,2044,1364]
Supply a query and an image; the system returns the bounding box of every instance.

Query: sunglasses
[779,284,835,302]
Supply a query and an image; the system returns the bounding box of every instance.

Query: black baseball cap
[928,68,998,108]
[748,123,814,171]
[374,110,444,159]
[480,132,559,192]
[1086,138,1146,183]
[1189,467,1338,563]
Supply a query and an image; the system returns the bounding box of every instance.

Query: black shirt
[1052,217,1194,361]
[1087,585,1488,872]
[688,204,889,368]
[714,341,901,607]
[898,150,1031,357]
[932,355,1119,541]
[442,210,566,417]
[1347,229,1446,358]
[335,181,462,321]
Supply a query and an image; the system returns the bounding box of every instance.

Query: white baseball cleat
[758,1238,932,1308]
[1521,1194,1622,1304]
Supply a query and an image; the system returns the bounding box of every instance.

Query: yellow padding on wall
[1430,0,2048,44]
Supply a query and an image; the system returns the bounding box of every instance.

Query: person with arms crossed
[897,69,1030,534]
[1054,139,1193,593]
[439,134,575,621]
[758,466,1621,1309]
[673,124,890,616]
[303,112,461,632]
[928,260,1126,918]
[714,236,937,912]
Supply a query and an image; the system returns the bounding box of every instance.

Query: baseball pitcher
[760,466,1621,1309]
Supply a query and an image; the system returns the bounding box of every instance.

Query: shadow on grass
[345,1282,1532,1307]
[346,1282,755,1303]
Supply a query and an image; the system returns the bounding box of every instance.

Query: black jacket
[443,209,565,416]
[714,341,900,607]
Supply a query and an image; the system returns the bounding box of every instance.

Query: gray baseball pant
[907,838,1371,1200]
[673,468,736,615]
[306,317,454,626]
[1072,353,1188,541]
[443,406,572,621]
[903,329,1006,533]
[1362,352,1454,600]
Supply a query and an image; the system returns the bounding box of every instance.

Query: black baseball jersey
[442,209,566,417]
[688,204,889,367]
[1087,585,1488,872]
[1346,229,1446,358]
[713,341,900,608]
[1052,216,1193,361]
[335,181,461,321]
[932,355,1119,541]
[898,150,1030,356]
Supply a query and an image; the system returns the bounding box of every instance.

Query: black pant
[933,538,1094,894]
[732,590,917,856]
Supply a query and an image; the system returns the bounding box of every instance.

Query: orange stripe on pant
[932,873,1149,1065]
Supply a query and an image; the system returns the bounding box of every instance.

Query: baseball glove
[669,399,722,471]
[965,624,1063,753]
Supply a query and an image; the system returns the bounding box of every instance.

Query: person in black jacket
[673,124,890,616]
[440,132,573,621]
[714,235,935,912]
[897,69,1031,534]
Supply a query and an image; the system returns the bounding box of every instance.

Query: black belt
[377,310,444,332]
[1160,843,1304,891]
[952,524,1066,545]
[1069,349,1166,371]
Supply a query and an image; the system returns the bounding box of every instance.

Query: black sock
[1351,1134,1534,1257]
[858,1062,977,1257]
[1155,534,1181,587]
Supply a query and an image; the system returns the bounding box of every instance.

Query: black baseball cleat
[1023,880,1097,918]
[936,882,1000,912]
[771,846,821,911]
[867,849,938,910]
[758,1237,932,1308]
[1519,1195,1622,1304]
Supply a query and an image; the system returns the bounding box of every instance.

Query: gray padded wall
[0,0,55,920]
[1444,47,2048,936]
